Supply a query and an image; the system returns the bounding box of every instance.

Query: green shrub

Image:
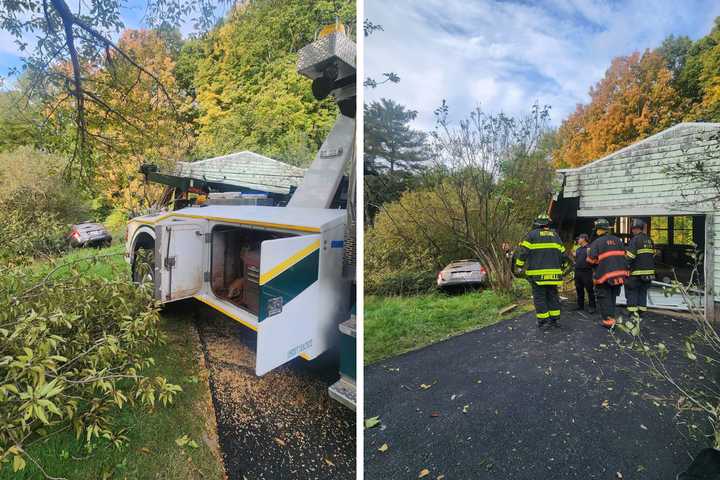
[365,266,437,296]
[104,207,129,237]
[0,148,91,265]
[0,147,89,222]
[0,193,69,265]
[510,278,532,299]
[365,222,446,296]
[0,257,181,474]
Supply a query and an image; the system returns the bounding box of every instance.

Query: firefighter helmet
[594,218,611,230]
[631,218,646,229]
[533,213,551,228]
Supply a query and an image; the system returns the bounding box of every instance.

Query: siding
[715,214,720,301]
[557,122,720,300]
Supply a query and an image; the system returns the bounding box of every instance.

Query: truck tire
[132,248,155,287]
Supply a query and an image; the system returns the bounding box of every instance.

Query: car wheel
[132,248,155,287]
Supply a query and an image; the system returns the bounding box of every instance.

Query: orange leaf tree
[50,29,192,214]
[554,50,688,168]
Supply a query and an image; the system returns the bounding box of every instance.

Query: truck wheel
[132,248,155,287]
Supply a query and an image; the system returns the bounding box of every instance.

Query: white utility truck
[125,24,356,405]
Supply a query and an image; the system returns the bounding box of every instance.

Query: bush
[0,193,69,265]
[0,148,90,265]
[510,278,532,299]
[365,266,437,297]
[0,147,89,222]
[104,207,129,236]
[0,257,181,474]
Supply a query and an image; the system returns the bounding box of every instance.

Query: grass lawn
[365,289,532,365]
[28,243,129,280]
[1,245,225,480]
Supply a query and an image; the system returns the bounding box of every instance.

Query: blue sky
[0,0,227,86]
[365,0,720,129]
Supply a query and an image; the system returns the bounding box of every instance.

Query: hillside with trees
[192,0,354,165]
[0,0,354,235]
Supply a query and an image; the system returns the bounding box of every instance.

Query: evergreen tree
[364,98,427,173]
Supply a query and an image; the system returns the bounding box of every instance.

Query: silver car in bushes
[68,222,113,248]
[437,259,487,288]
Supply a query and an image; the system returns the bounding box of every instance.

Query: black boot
[587,306,596,314]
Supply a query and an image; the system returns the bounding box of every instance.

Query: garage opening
[560,213,705,287]
[210,226,294,315]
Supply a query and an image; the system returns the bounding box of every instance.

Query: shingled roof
[175,151,306,194]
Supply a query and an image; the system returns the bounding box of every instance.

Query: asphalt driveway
[365,306,710,479]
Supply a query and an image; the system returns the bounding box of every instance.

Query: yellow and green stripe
[259,241,321,322]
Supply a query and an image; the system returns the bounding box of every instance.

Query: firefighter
[572,233,596,313]
[625,218,655,319]
[587,219,629,328]
[515,214,568,327]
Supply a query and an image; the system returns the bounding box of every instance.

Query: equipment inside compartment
[211,226,293,314]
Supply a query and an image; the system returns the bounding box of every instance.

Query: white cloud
[365,0,720,129]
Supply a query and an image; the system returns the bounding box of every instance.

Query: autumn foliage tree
[192,0,355,166]
[681,17,720,122]
[554,17,720,168]
[554,50,686,167]
[50,29,191,215]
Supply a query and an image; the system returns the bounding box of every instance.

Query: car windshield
[447,261,479,268]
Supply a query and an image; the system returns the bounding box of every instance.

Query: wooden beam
[704,213,715,324]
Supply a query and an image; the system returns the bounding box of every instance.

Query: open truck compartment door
[155,219,207,302]
[256,233,346,375]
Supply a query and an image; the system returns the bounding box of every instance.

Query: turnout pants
[574,269,595,309]
[625,276,651,315]
[531,282,561,323]
[595,283,621,320]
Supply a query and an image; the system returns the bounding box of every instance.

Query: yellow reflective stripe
[259,239,320,285]
[625,251,636,259]
[638,306,648,311]
[515,259,525,266]
[631,269,655,276]
[521,241,565,252]
[536,280,562,285]
[637,248,654,254]
[194,295,257,331]
[549,310,560,316]
[132,213,322,233]
[536,312,550,319]
[627,306,638,312]
[526,269,563,275]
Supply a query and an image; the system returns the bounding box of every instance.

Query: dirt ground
[193,302,356,480]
